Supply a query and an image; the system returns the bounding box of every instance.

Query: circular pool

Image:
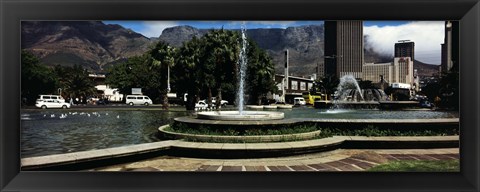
[197,111,284,121]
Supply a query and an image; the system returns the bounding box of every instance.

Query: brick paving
[307,163,338,171]
[94,148,459,172]
[197,152,460,172]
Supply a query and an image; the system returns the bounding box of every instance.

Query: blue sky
[104,21,325,37]
[104,20,411,37]
[103,20,444,64]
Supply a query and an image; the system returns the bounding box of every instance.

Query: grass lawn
[368,160,460,172]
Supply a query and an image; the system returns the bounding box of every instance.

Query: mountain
[414,60,440,77]
[22,22,439,77]
[158,25,207,47]
[159,25,324,76]
[21,21,154,71]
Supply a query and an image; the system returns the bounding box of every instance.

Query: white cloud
[364,21,444,64]
[139,21,179,38]
[227,21,297,28]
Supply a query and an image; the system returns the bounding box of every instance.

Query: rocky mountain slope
[414,60,441,77]
[22,21,439,77]
[158,25,324,76]
[21,21,153,71]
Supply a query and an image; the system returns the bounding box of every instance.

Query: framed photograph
[1,0,479,191]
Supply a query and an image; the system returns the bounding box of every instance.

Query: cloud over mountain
[364,21,444,64]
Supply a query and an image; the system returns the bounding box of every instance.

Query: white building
[362,57,414,86]
[95,85,123,101]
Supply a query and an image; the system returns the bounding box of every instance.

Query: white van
[37,95,65,103]
[35,95,69,109]
[126,95,153,106]
[293,97,306,105]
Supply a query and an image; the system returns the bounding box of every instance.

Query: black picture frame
[1,0,479,191]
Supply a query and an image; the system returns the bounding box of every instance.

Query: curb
[21,135,459,170]
[158,125,322,142]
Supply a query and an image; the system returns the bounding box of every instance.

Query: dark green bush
[167,121,459,137]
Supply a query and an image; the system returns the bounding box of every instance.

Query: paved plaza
[93,148,459,172]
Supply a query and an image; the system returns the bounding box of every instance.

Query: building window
[291,80,298,90]
[300,82,306,90]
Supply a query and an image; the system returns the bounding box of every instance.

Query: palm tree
[61,65,96,103]
[246,40,277,105]
[174,37,204,110]
[202,29,240,109]
[316,75,339,100]
[150,41,176,109]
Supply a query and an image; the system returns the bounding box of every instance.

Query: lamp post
[167,65,171,93]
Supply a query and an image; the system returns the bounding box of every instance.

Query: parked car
[195,101,208,110]
[419,99,433,108]
[96,98,109,105]
[37,95,65,103]
[199,99,229,107]
[35,100,71,109]
[87,97,100,104]
[125,95,153,106]
[213,99,229,107]
[293,97,306,105]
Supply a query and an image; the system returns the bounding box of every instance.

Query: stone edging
[21,135,459,170]
[170,135,459,152]
[174,116,459,126]
[158,125,321,142]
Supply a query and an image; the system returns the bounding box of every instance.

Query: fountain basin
[246,105,264,109]
[197,111,284,121]
[277,105,293,109]
[263,105,278,109]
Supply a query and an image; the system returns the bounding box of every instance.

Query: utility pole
[281,49,289,103]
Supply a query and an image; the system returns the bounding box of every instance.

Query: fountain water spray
[336,75,364,101]
[237,23,248,115]
[195,23,284,121]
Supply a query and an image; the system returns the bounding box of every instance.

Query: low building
[273,74,314,104]
[88,73,123,101]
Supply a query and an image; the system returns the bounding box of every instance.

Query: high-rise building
[324,20,364,79]
[394,41,415,62]
[362,57,414,86]
[441,21,459,72]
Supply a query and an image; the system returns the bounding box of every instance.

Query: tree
[174,37,204,110]
[246,40,277,105]
[422,70,458,109]
[21,50,59,105]
[438,70,459,109]
[106,55,162,102]
[55,64,96,103]
[201,29,240,109]
[314,74,339,100]
[149,41,177,109]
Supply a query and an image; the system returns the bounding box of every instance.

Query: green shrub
[167,122,458,137]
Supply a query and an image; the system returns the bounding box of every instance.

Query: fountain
[237,24,248,115]
[332,75,387,109]
[196,23,285,121]
[336,75,364,101]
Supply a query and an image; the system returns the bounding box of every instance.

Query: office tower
[394,40,415,62]
[324,20,364,79]
[441,21,459,72]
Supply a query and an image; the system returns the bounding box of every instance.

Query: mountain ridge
[21,21,439,77]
